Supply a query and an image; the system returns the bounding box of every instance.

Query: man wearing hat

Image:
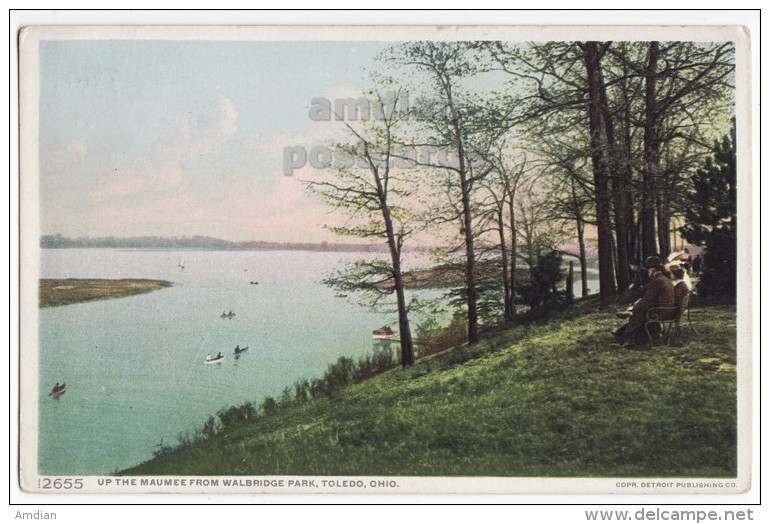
[613,256,675,347]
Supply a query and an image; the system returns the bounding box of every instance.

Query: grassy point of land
[39,278,173,307]
[122,300,737,478]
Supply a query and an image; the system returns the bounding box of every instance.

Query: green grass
[122,301,737,478]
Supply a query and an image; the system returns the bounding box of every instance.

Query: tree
[605,41,735,259]
[476,142,530,320]
[385,41,495,343]
[531,127,595,299]
[489,40,734,306]
[579,41,617,307]
[518,250,565,318]
[485,41,618,307]
[680,124,736,299]
[307,87,416,367]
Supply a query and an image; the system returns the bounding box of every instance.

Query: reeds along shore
[39,278,172,307]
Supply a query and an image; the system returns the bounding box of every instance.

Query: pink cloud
[89,158,184,200]
[42,139,87,175]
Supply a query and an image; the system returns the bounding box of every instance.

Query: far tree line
[308,40,737,368]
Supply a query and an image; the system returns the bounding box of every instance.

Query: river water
[36,248,598,475]
[37,248,415,475]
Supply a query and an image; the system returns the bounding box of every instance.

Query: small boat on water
[205,353,225,364]
[234,345,249,355]
[335,292,348,298]
[49,383,66,398]
[221,311,236,318]
[178,258,185,270]
[250,281,259,285]
[372,325,396,340]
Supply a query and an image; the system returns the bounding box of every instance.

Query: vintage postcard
[17,22,754,497]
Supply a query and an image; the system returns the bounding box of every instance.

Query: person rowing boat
[205,353,225,363]
[49,382,66,397]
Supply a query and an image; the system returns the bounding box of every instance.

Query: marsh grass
[122,302,737,478]
[39,278,172,307]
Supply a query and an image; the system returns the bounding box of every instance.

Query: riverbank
[39,278,172,307]
[122,300,737,478]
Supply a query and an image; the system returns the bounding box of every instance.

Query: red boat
[372,325,395,340]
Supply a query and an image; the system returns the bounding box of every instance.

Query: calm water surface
[38,249,411,475]
[37,248,597,475]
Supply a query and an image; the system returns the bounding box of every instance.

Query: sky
[34,33,740,246]
[38,39,394,242]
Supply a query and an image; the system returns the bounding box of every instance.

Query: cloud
[320,83,366,104]
[89,159,184,200]
[41,139,87,176]
[89,96,239,200]
[47,92,372,241]
[74,172,340,243]
[157,114,191,150]
[211,174,344,243]
[196,95,238,148]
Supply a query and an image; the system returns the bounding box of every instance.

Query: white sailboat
[178,258,185,269]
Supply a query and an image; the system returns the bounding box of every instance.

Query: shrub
[261,396,278,415]
[416,316,469,357]
[217,402,257,431]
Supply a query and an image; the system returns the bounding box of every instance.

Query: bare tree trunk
[620,71,638,265]
[377,179,414,367]
[642,41,660,258]
[497,205,512,320]
[439,73,479,344]
[389,245,414,367]
[577,225,588,298]
[599,80,630,293]
[656,191,672,258]
[460,174,479,343]
[450,151,479,341]
[582,41,617,308]
[519,200,536,275]
[391,258,414,367]
[570,177,589,298]
[507,190,518,316]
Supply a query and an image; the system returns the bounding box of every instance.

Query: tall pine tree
[680,122,736,299]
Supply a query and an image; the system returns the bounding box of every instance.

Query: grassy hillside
[122,301,737,478]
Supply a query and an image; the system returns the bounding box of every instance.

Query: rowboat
[372,325,395,340]
[49,383,66,398]
[205,353,225,364]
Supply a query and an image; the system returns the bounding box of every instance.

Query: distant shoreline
[39,279,172,308]
[40,235,434,253]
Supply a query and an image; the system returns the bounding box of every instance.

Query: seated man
[613,259,675,347]
[615,254,660,317]
[618,259,649,306]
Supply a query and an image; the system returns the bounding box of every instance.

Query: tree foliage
[309,39,736,347]
[680,124,737,299]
